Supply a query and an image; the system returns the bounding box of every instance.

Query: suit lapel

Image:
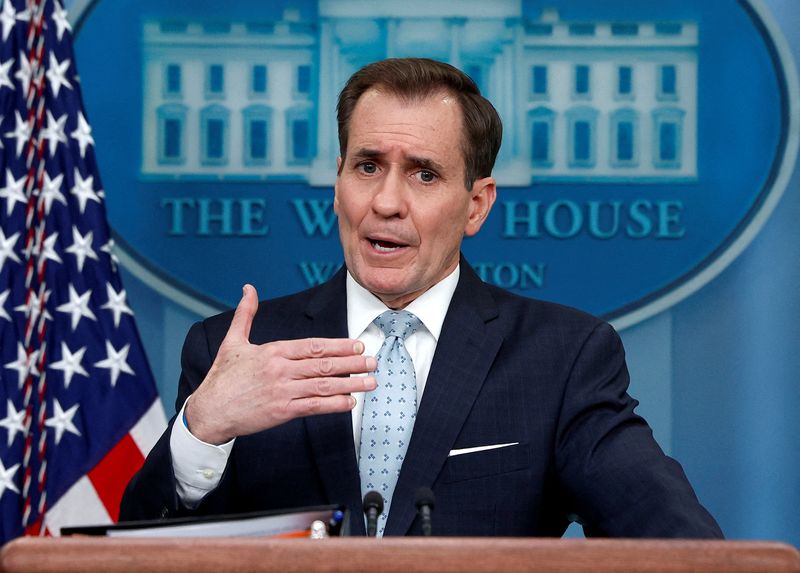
[300,269,367,535]
[384,263,503,536]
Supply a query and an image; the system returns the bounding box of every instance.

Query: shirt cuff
[170,396,235,508]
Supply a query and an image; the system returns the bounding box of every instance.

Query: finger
[226,284,259,344]
[287,376,377,399]
[271,337,367,360]
[285,354,377,380]
[286,394,358,418]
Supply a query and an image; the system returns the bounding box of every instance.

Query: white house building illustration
[140,1,698,186]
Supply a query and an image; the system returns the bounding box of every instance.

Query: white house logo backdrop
[72,0,798,326]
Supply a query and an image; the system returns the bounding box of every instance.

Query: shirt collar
[346,265,460,341]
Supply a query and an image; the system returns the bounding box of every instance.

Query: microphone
[363,490,384,537]
[414,486,435,537]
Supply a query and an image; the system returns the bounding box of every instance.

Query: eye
[415,170,437,183]
[357,161,378,175]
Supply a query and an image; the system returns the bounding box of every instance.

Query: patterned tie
[358,309,421,537]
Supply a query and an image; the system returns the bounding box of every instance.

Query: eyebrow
[409,156,445,173]
[351,148,382,160]
[350,148,446,173]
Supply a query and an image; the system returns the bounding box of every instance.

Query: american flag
[0,0,165,544]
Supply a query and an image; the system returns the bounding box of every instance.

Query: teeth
[372,241,400,252]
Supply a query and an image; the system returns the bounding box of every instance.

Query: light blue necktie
[358,309,421,537]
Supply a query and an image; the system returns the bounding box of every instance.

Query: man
[121,58,722,538]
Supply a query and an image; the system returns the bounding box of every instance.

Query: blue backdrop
[69,0,799,544]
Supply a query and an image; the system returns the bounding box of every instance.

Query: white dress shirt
[170,266,460,507]
[346,266,458,451]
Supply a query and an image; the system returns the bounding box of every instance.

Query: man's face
[334,89,496,309]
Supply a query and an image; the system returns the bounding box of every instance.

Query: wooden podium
[1,537,798,573]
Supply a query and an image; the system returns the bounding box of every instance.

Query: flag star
[0,400,25,447]
[14,51,30,94]
[0,58,13,90]
[45,52,72,97]
[0,457,20,501]
[101,238,119,270]
[40,232,62,265]
[101,283,134,328]
[70,168,101,213]
[13,288,52,325]
[45,399,81,445]
[0,228,21,269]
[4,342,39,389]
[0,168,26,215]
[0,0,17,42]
[49,342,88,389]
[40,172,67,214]
[55,284,97,331]
[41,110,67,156]
[13,3,28,23]
[70,112,94,158]
[94,341,135,387]
[0,289,10,321]
[4,110,30,157]
[65,226,99,271]
[51,2,72,41]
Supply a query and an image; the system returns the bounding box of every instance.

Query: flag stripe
[130,399,168,455]
[43,475,112,536]
[87,434,145,522]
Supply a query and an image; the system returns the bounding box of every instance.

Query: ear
[464,176,497,237]
[333,156,343,215]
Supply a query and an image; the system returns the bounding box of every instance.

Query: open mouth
[369,239,406,253]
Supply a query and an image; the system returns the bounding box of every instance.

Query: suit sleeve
[119,320,234,521]
[554,322,723,538]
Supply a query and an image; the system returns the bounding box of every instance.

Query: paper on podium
[61,504,347,538]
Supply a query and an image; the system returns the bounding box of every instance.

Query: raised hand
[185,284,377,444]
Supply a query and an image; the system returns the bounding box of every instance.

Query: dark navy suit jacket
[120,261,722,538]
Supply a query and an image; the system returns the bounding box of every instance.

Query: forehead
[346,89,465,163]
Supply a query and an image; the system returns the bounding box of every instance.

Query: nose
[371,168,408,219]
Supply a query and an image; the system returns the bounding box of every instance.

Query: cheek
[420,212,467,252]
[439,202,471,238]
[336,197,358,229]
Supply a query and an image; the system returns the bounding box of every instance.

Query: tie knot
[374,310,421,340]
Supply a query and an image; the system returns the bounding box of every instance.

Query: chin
[358,269,411,299]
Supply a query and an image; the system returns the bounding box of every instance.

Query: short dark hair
[336,58,503,189]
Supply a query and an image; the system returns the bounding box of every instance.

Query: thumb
[227,283,258,344]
